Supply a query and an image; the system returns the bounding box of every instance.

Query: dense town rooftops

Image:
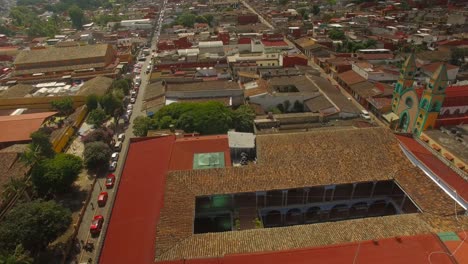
[155,128,462,261]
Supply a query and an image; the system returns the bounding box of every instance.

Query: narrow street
[73,2,165,263]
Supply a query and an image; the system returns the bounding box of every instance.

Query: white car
[127,104,133,111]
[127,109,133,117]
[361,110,371,120]
[111,152,119,161]
[109,161,117,172]
[130,97,136,104]
[118,133,125,141]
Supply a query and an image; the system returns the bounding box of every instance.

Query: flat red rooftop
[100,136,175,264]
[397,135,468,202]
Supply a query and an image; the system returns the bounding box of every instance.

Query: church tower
[392,54,417,113]
[412,64,448,135]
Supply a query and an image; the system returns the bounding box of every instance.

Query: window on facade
[420,99,428,109]
[405,97,413,108]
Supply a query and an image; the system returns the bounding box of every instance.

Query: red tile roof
[238,38,252,45]
[421,62,459,73]
[416,86,468,107]
[0,112,56,143]
[338,70,366,85]
[164,233,456,264]
[396,135,468,202]
[100,136,175,264]
[261,40,288,47]
[169,135,231,171]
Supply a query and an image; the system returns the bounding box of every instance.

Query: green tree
[176,13,197,27]
[292,100,304,112]
[328,0,337,6]
[195,16,207,24]
[133,116,155,137]
[311,5,320,16]
[0,244,33,264]
[31,153,83,195]
[87,108,107,127]
[0,200,71,252]
[86,94,100,110]
[68,5,84,29]
[51,97,74,115]
[83,141,112,171]
[21,130,55,165]
[176,102,232,134]
[203,14,214,24]
[100,93,123,115]
[159,116,174,129]
[297,8,309,20]
[364,39,378,49]
[278,0,288,5]
[328,29,345,40]
[232,105,255,132]
[112,79,130,96]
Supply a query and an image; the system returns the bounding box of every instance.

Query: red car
[97,192,108,207]
[105,174,116,189]
[90,215,104,234]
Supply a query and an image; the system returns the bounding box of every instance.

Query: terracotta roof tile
[0,112,57,143]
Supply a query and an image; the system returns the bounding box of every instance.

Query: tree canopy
[311,5,320,16]
[31,153,83,195]
[100,93,123,116]
[86,94,100,110]
[68,5,85,29]
[29,130,55,160]
[83,141,112,171]
[0,200,71,252]
[51,97,74,115]
[231,105,255,133]
[87,108,107,127]
[0,244,33,264]
[133,116,156,137]
[151,102,255,135]
[328,29,345,40]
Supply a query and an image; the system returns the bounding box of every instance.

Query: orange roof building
[0,112,56,148]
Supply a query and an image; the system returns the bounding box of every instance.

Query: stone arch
[304,206,321,223]
[349,202,368,218]
[263,210,282,227]
[329,204,349,220]
[285,208,303,226]
[399,111,410,131]
[368,200,387,216]
[384,203,397,216]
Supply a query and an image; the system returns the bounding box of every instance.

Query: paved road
[73,3,165,263]
[241,0,273,29]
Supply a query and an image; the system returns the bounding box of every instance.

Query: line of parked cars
[89,132,125,236]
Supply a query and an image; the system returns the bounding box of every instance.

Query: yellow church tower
[391,54,417,113]
[412,64,449,135]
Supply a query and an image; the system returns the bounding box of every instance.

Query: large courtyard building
[99,128,467,263]
[7,44,120,83]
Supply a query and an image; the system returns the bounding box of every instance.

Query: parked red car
[105,174,116,189]
[90,215,104,234]
[97,192,108,207]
